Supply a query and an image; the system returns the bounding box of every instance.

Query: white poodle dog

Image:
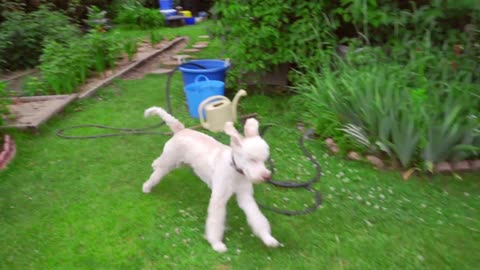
[142,106,280,253]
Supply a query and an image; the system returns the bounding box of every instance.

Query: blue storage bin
[159,0,173,10]
[179,59,230,86]
[184,75,225,118]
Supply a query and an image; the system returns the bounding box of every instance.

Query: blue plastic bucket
[184,75,225,118]
[185,17,195,25]
[159,0,173,10]
[179,59,230,87]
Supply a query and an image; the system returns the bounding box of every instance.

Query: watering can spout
[232,89,247,120]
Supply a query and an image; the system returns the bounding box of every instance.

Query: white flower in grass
[464,192,470,197]
[418,217,425,222]
[356,195,363,201]
[374,205,379,209]
[382,207,387,211]
[421,203,427,208]
[267,256,272,261]
[164,255,169,259]
[366,201,371,206]
[417,255,424,261]
[327,194,333,199]
[165,232,170,238]
[437,220,444,225]
[364,219,373,227]
[388,188,394,194]
[342,178,350,183]
[379,194,385,200]
[368,194,374,199]
[329,186,335,191]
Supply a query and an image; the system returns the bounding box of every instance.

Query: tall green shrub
[0,6,80,71]
[211,0,479,83]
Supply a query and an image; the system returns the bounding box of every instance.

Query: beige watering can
[198,89,247,132]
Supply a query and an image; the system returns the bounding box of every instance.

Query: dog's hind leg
[142,153,176,193]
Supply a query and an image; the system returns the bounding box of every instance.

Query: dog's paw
[211,242,228,253]
[262,235,280,248]
[142,183,152,193]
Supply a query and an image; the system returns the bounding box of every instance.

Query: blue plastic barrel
[159,0,173,10]
[179,59,230,86]
[184,75,225,118]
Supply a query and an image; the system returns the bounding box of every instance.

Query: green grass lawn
[1,22,479,270]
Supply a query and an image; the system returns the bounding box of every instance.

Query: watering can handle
[195,75,209,83]
[198,95,228,129]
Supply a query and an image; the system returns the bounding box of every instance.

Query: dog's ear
[224,121,242,146]
[244,118,259,137]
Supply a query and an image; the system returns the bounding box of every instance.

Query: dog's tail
[144,106,185,133]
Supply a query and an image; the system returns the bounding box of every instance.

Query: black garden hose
[56,62,322,215]
[259,125,322,216]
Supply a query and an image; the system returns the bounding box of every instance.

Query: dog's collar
[231,154,245,175]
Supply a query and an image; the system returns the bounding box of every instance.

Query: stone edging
[324,136,480,174]
[0,134,16,170]
[1,94,77,129]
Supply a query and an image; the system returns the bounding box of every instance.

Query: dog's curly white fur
[142,106,280,252]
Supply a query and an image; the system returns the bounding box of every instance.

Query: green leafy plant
[123,38,139,61]
[21,76,48,96]
[294,46,479,170]
[40,40,80,94]
[149,31,163,47]
[85,31,122,73]
[40,30,121,94]
[85,5,110,32]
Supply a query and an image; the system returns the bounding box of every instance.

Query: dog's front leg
[205,190,232,253]
[236,191,280,248]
